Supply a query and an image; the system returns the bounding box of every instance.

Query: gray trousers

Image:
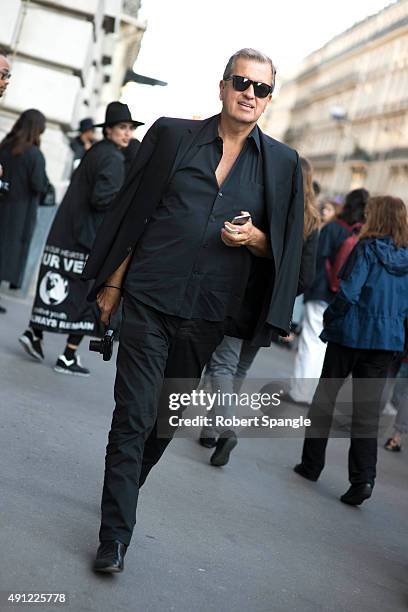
[202,335,259,433]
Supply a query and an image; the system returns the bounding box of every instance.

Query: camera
[89,328,114,361]
[0,178,10,196]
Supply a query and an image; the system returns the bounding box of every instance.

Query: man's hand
[96,253,131,325]
[221,211,271,258]
[221,212,255,248]
[96,286,121,326]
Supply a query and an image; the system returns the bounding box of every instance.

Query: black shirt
[124,114,266,320]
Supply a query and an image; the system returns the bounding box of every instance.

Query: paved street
[0,293,407,612]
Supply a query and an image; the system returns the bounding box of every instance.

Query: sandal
[384,438,402,452]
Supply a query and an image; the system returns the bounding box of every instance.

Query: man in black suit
[84,48,304,573]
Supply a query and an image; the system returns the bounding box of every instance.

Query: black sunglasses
[225,75,273,98]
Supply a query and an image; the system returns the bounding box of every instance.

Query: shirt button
[218,192,223,197]
[144,217,148,224]
[127,246,132,253]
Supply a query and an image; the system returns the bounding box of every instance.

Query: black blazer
[82,115,304,345]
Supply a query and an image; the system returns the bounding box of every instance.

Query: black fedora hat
[78,117,94,132]
[93,101,144,128]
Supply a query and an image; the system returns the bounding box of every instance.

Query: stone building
[263,0,408,199]
[0,0,146,189]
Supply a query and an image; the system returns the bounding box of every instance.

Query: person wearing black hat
[69,117,96,172]
[19,102,144,376]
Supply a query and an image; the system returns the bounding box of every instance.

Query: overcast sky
[124,0,394,135]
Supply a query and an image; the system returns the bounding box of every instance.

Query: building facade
[0,0,145,296]
[263,0,408,199]
[0,0,146,189]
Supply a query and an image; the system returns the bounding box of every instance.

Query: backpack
[325,220,363,293]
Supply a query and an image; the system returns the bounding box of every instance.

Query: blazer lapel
[168,116,215,180]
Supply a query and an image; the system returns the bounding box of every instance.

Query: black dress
[0,144,48,288]
[29,138,125,336]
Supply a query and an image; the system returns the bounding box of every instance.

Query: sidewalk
[0,294,407,612]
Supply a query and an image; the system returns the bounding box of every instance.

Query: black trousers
[99,294,224,545]
[300,342,394,486]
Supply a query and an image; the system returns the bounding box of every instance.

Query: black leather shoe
[384,437,401,452]
[340,483,373,506]
[93,540,127,573]
[293,463,319,482]
[210,430,237,466]
[199,429,217,448]
[199,436,217,448]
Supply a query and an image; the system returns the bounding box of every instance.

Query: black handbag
[40,182,56,207]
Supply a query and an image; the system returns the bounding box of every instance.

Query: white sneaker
[54,354,90,377]
[19,329,44,361]
[382,401,397,416]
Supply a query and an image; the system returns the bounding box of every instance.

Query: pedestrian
[294,195,408,505]
[0,109,48,294]
[83,48,305,573]
[69,117,96,172]
[0,47,11,99]
[19,102,143,376]
[287,188,369,406]
[384,352,408,452]
[0,47,12,314]
[199,155,320,464]
[320,199,337,225]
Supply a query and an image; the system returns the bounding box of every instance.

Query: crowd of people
[0,46,407,575]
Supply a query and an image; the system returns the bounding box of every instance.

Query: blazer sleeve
[297,228,319,295]
[267,152,304,335]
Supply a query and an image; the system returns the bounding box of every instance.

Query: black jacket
[82,115,304,345]
[0,144,48,287]
[70,136,86,162]
[59,138,125,251]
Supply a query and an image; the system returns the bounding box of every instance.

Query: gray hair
[223,48,276,91]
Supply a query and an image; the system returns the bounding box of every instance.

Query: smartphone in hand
[224,213,252,234]
[231,214,251,225]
